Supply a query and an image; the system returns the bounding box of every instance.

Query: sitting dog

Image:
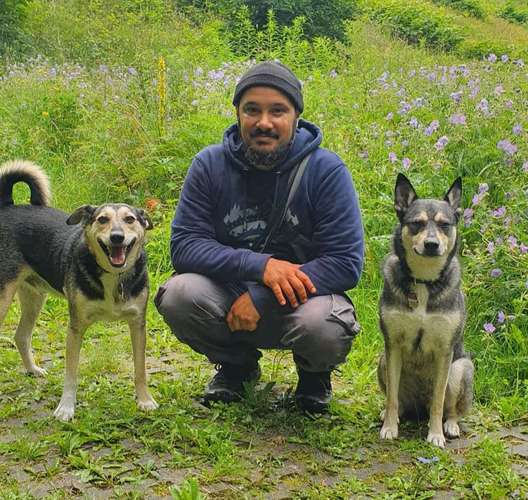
[378,174,473,448]
[0,160,158,421]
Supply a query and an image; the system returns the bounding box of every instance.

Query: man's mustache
[250,129,279,139]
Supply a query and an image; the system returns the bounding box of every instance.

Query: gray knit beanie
[233,61,304,113]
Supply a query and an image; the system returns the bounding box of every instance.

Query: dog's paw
[27,366,47,377]
[427,431,446,448]
[54,402,75,422]
[137,396,159,411]
[443,419,460,438]
[380,425,398,440]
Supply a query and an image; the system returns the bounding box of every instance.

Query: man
[156,61,364,413]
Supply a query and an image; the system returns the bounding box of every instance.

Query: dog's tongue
[110,246,126,266]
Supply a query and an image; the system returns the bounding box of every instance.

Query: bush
[499,4,528,25]
[0,0,30,57]
[362,0,464,51]
[432,0,485,19]
[177,0,359,40]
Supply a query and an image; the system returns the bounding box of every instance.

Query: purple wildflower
[358,150,369,159]
[494,85,504,96]
[435,135,449,151]
[329,69,337,78]
[524,161,528,173]
[476,98,490,114]
[501,54,509,63]
[483,323,496,333]
[424,120,440,137]
[386,112,394,121]
[463,208,473,226]
[487,241,495,255]
[450,91,463,103]
[398,102,411,115]
[497,140,517,155]
[388,152,398,163]
[514,59,525,67]
[519,243,528,253]
[490,268,503,278]
[402,158,411,170]
[449,113,466,126]
[512,124,523,135]
[504,100,513,109]
[508,236,518,249]
[487,53,497,63]
[472,194,480,205]
[492,206,506,217]
[127,67,138,76]
[408,117,419,128]
[479,183,489,194]
[497,311,505,324]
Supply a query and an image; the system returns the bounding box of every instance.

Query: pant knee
[155,273,227,339]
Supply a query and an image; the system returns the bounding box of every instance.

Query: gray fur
[378,174,474,448]
[0,160,158,421]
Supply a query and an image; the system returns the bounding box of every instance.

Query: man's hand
[262,257,316,308]
[226,292,261,332]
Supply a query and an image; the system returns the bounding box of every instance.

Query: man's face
[237,86,298,156]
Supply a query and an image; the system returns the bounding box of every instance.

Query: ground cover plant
[0,1,527,497]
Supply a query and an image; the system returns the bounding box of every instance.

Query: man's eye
[124,216,136,224]
[97,216,109,224]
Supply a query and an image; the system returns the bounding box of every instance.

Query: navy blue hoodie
[170,119,364,314]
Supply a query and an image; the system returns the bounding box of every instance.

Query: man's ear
[66,205,96,225]
[135,208,153,230]
[394,173,418,219]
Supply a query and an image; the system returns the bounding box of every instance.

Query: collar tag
[408,291,419,309]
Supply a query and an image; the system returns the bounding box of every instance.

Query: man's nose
[256,112,273,129]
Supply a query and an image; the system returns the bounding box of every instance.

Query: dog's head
[394,173,462,259]
[67,203,153,274]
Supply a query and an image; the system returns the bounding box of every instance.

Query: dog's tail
[0,160,51,208]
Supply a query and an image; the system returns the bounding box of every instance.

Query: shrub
[0,0,30,57]
[432,0,485,19]
[499,4,528,25]
[177,0,359,40]
[362,0,464,51]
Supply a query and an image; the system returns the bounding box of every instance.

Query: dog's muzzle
[98,237,137,267]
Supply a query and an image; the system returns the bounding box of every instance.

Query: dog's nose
[110,231,125,244]
[424,240,439,252]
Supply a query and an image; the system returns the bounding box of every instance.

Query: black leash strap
[258,152,312,252]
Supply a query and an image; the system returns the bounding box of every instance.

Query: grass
[0,0,527,497]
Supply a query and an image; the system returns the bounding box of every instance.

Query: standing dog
[378,174,473,448]
[0,160,158,421]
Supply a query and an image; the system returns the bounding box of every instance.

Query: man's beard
[243,141,291,171]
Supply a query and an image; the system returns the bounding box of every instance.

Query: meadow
[0,0,527,497]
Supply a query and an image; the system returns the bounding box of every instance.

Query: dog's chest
[382,284,460,354]
[79,276,145,322]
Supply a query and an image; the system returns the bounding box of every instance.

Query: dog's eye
[409,222,425,232]
[439,223,451,231]
[97,216,109,224]
[124,216,136,224]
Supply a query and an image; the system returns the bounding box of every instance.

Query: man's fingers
[280,280,298,308]
[290,275,308,304]
[296,270,316,294]
[272,284,286,306]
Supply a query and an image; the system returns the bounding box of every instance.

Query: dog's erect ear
[444,177,462,217]
[67,205,96,225]
[135,208,153,230]
[394,173,418,218]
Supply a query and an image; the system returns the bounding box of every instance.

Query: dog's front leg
[54,321,87,421]
[380,345,402,440]
[427,352,452,448]
[128,317,158,411]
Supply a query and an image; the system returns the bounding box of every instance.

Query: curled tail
[0,160,51,208]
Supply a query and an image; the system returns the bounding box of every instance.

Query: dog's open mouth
[98,238,136,267]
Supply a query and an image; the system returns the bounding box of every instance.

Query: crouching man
[156,61,364,413]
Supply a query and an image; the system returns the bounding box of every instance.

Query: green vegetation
[0,0,527,497]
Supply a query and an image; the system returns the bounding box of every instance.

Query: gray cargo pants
[155,273,360,372]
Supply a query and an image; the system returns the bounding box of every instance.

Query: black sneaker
[203,363,261,404]
[295,368,332,413]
